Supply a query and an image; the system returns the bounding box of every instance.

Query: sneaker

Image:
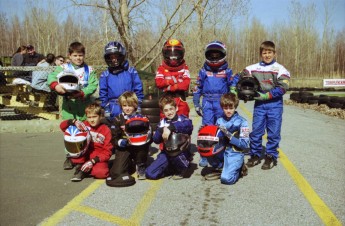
[199,157,208,167]
[204,168,222,181]
[240,163,248,177]
[71,164,85,182]
[261,155,277,170]
[63,158,74,170]
[136,164,146,180]
[246,155,261,168]
[172,169,187,180]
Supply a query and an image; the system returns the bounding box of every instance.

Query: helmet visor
[105,53,125,67]
[64,140,87,154]
[197,136,219,148]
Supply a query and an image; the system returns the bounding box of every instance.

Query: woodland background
[0,0,344,80]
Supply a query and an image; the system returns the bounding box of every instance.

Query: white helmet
[64,125,91,158]
[57,71,80,92]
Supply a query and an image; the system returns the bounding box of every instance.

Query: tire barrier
[289,92,345,109]
[141,94,160,131]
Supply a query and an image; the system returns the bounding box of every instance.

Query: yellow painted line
[41,180,104,226]
[129,180,164,224]
[74,205,135,225]
[239,103,342,226]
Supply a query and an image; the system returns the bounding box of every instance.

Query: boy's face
[87,113,101,127]
[69,52,85,66]
[223,106,235,118]
[122,103,135,115]
[162,104,177,120]
[261,49,276,64]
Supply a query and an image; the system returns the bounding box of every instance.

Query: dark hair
[260,41,275,54]
[46,53,55,64]
[68,42,85,54]
[12,46,27,56]
[159,94,176,110]
[220,93,239,109]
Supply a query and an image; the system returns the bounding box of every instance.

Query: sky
[0,0,344,34]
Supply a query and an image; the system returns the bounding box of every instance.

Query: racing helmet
[162,39,185,67]
[236,72,260,101]
[125,116,152,146]
[197,125,228,157]
[104,41,126,68]
[57,71,80,92]
[164,133,191,157]
[205,41,227,68]
[64,125,91,158]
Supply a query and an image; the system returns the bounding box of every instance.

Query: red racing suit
[155,61,190,118]
[60,120,113,179]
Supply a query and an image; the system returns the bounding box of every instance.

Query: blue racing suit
[146,114,193,179]
[242,60,290,160]
[193,62,233,125]
[99,61,144,118]
[206,112,250,185]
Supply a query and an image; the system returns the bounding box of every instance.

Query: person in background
[11,46,27,66]
[54,55,65,66]
[22,45,44,66]
[31,53,56,92]
[192,40,234,168]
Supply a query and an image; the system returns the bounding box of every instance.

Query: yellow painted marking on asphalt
[74,205,135,225]
[41,179,104,226]
[239,103,342,226]
[129,180,164,224]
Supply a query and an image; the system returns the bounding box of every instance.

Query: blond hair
[118,91,139,110]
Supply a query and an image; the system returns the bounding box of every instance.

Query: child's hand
[75,120,88,132]
[195,107,203,117]
[55,84,66,94]
[81,160,93,172]
[119,139,128,147]
[162,127,171,141]
[219,126,232,140]
[254,91,272,101]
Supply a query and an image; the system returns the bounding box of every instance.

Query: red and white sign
[323,79,345,87]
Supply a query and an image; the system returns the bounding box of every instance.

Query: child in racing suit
[105,91,151,187]
[233,41,290,170]
[60,103,113,182]
[146,95,193,180]
[99,41,144,119]
[155,38,190,118]
[204,93,250,184]
[192,40,234,167]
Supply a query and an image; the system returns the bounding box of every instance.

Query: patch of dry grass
[284,100,345,120]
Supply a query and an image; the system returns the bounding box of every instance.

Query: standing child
[146,95,193,180]
[105,91,151,187]
[60,103,113,182]
[47,41,98,120]
[155,38,190,117]
[48,42,99,170]
[199,93,250,184]
[237,41,290,170]
[192,40,234,167]
[99,41,144,119]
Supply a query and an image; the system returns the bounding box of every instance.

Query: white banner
[323,79,345,87]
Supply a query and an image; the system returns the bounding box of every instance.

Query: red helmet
[125,115,152,146]
[197,125,228,157]
[162,39,185,67]
[64,125,91,158]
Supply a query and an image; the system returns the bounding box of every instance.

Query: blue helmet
[104,41,127,67]
[205,40,227,68]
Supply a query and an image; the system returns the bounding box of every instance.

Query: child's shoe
[136,164,146,180]
[63,157,74,170]
[71,164,86,182]
[261,155,276,170]
[246,155,261,168]
[172,169,187,180]
[204,168,222,181]
[199,157,208,167]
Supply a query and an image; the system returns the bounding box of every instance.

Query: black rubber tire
[141,98,159,108]
[290,92,300,101]
[141,107,160,116]
[146,115,161,123]
[318,96,330,105]
[327,101,343,109]
[308,99,318,105]
[150,122,159,131]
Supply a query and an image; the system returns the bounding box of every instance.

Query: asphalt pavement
[0,97,344,226]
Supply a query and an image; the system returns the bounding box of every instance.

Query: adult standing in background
[22,45,44,66]
[11,46,27,66]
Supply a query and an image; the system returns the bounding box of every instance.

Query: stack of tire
[141,94,161,131]
[289,91,345,109]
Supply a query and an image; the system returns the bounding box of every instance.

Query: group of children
[50,38,290,186]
